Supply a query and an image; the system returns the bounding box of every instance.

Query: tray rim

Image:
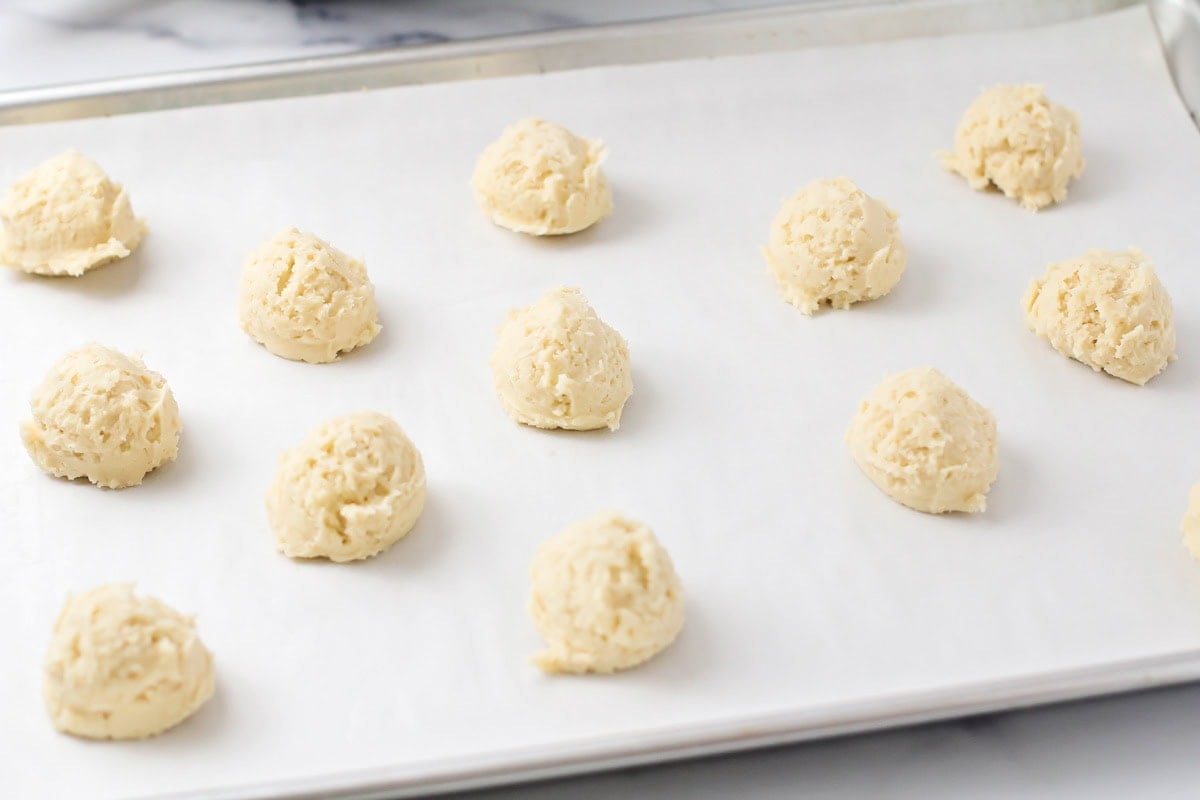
[0,0,1139,127]
[170,648,1200,800]
[8,1,1194,799]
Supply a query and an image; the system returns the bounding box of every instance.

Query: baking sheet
[2,5,1199,798]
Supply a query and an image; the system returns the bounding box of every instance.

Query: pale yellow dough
[267,412,426,562]
[472,118,612,236]
[44,584,214,740]
[846,367,998,514]
[1,151,146,276]
[764,177,906,314]
[238,228,381,364]
[529,512,684,674]
[1181,483,1200,562]
[1022,248,1175,385]
[940,84,1083,211]
[491,287,632,431]
[21,345,182,489]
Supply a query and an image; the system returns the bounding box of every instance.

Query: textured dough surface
[529,512,684,674]
[1181,483,1200,562]
[764,177,906,314]
[940,84,1083,211]
[846,367,998,514]
[21,345,182,489]
[472,118,612,236]
[491,286,632,431]
[1022,248,1174,385]
[1,150,146,276]
[44,584,214,740]
[267,411,426,562]
[238,227,380,364]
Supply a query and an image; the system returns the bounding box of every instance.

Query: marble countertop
[0,0,784,91]
[1,2,1197,798]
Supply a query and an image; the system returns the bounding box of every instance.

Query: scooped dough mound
[764,177,906,314]
[238,227,381,364]
[1,150,146,276]
[846,367,998,514]
[491,286,632,431]
[44,584,214,740]
[940,84,1083,211]
[1181,483,1200,562]
[267,412,426,562]
[529,512,684,674]
[1022,248,1174,385]
[20,345,182,489]
[472,118,612,236]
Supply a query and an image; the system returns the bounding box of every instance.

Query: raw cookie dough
[529,512,684,674]
[44,584,214,740]
[491,286,632,431]
[21,345,182,489]
[267,411,426,562]
[472,118,612,236]
[238,227,381,364]
[1022,248,1174,385]
[764,177,906,314]
[1181,483,1200,562]
[1,150,146,276]
[940,84,1083,211]
[846,367,998,514]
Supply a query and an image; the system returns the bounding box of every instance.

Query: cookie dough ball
[267,412,426,562]
[491,287,632,431]
[529,512,684,674]
[764,177,906,314]
[44,584,214,740]
[1,151,145,277]
[238,228,381,364]
[472,118,612,236]
[1181,483,1200,562]
[846,367,998,514]
[20,345,182,489]
[940,84,1083,211]
[1022,248,1174,385]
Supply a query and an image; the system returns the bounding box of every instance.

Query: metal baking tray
[0,0,1155,125]
[2,1,1199,798]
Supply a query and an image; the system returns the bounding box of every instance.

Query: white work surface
[1,5,1199,799]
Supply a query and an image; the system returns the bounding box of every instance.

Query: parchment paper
[1,6,1198,798]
